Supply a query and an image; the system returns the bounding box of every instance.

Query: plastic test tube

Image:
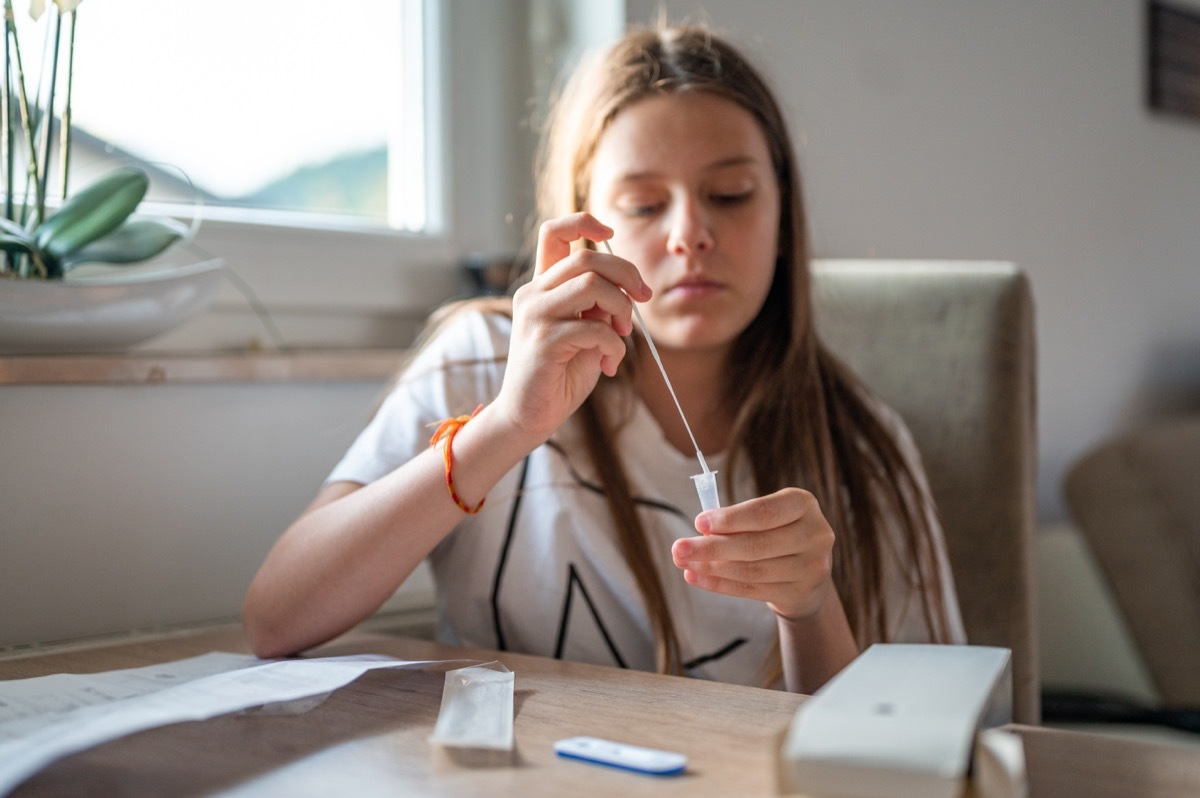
[691,470,721,512]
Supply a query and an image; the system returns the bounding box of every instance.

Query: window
[14,0,432,232]
[16,0,462,350]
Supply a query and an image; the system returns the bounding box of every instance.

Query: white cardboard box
[780,644,1012,798]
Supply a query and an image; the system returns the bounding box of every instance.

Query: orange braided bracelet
[428,404,486,514]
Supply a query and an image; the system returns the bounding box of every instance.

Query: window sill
[0,349,406,386]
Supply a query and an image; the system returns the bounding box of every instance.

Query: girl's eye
[621,202,663,218]
[711,190,752,206]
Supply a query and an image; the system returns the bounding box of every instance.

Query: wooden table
[2,626,1198,797]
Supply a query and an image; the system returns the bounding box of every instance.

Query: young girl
[244,23,964,694]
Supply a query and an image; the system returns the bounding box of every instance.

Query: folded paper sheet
[0,652,469,796]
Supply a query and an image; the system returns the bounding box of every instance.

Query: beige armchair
[812,260,1039,724]
[1064,417,1200,708]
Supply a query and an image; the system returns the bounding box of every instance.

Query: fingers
[534,317,629,377]
[672,525,833,586]
[492,213,648,441]
[516,268,640,338]
[536,212,613,274]
[680,564,819,603]
[535,213,651,302]
[678,549,832,588]
[516,212,651,351]
[695,490,812,536]
[670,488,836,617]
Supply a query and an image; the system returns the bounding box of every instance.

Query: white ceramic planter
[0,258,224,354]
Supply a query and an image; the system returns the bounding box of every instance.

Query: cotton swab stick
[601,239,721,511]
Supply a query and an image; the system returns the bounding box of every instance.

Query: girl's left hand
[670,487,837,620]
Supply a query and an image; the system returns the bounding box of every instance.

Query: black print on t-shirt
[488,446,747,673]
[683,637,748,671]
[491,457,531,651]
[554,562,629,667]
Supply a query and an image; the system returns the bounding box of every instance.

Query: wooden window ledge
[0,350,406,386]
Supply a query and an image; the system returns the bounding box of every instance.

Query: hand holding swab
[601,239,720,511]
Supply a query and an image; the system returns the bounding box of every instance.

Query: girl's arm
[243,213,650,659]
[242,403,544,659]
[775,585,858,694]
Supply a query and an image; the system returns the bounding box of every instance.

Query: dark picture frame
[1148,0,1200,120]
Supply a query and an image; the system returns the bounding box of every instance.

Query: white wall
[0,380,432,648]
[627,0,1200,522]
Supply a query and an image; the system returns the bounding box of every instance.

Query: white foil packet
[429,661,514,751]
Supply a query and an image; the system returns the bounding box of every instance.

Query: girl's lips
[666,278,724,299]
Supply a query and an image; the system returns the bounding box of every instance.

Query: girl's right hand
[493,212,651,443]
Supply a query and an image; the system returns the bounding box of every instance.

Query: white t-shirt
[328,309,965,686]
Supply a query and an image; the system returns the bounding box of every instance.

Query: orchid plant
[0,0,186,280]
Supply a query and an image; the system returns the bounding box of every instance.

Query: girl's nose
[666,201,715,255]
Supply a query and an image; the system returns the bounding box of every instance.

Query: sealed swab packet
[429,661,514,750]
[601,238,720,513]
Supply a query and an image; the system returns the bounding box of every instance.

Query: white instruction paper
[0,651,465,796]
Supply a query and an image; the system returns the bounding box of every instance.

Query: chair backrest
[1064,417,1200,706]
[811,260,1039,724]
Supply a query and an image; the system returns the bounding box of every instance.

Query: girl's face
[586,91,781,356]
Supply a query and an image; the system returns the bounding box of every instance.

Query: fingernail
[695,513,711,534]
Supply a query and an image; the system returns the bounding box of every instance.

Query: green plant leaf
[34,167,149,260]
[0,217,35,247]
[0,234,36,254]
[0,217,33,240]
[60,217,189,270]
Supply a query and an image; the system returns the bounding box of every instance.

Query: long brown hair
[530,23,954,675]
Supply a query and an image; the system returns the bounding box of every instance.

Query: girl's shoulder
[864,394,913,443]
[848,385,922,460]
[836,388,931,489]
[404,300,515,377]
